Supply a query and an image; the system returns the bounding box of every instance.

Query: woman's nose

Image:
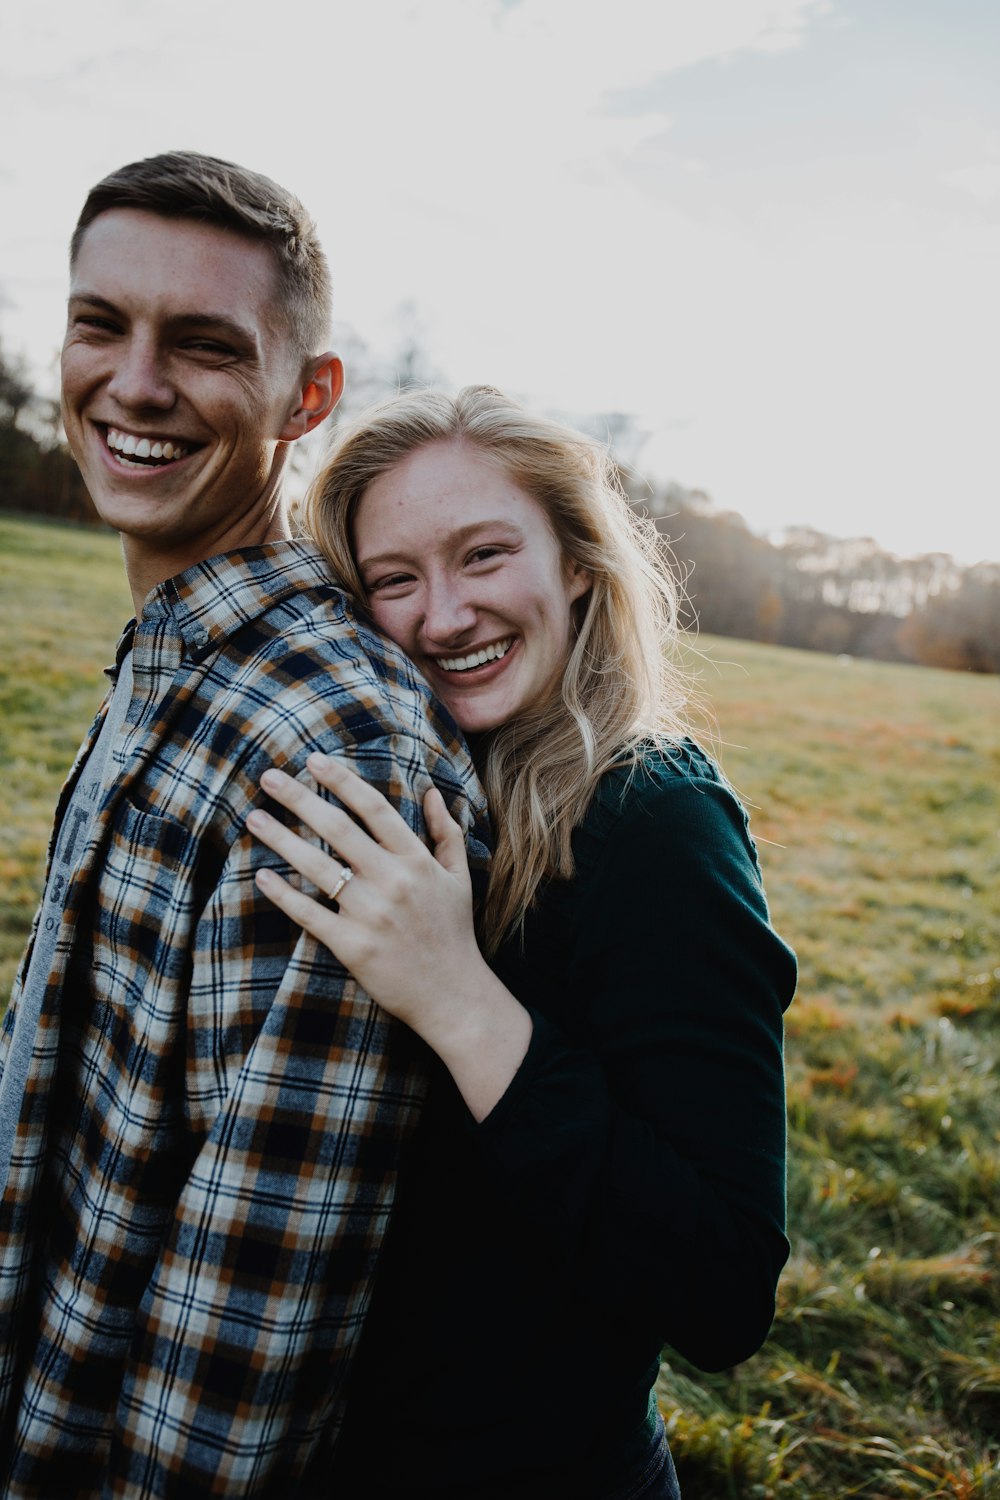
[422,581,478,642]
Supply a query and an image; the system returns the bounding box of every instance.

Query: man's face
[61,208,309,561]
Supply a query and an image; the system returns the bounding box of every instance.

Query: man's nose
[105,336,175,411]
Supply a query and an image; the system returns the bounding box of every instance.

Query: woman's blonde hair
[305,384,695,952]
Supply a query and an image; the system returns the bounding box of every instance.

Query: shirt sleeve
[475,773,796,1374]
[106,731,477,1497]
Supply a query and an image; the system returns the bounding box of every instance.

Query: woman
[248,386,796,1498]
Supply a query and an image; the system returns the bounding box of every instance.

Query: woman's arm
[247,752,533,1121]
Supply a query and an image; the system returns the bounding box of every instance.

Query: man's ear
[280,353,345,440]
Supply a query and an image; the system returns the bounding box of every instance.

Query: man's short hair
[70,150,332,359]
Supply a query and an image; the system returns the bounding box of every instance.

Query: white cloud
[947,162,1000,205]
[1,0,997,563]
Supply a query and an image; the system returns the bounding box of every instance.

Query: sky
[1,0,997,565]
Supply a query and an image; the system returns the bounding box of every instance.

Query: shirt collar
[139,540,340,661]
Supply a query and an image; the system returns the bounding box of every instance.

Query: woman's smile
[435,636,514,675]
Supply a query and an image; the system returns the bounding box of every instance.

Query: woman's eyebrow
[359,519,522,569]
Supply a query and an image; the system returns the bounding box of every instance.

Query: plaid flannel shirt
[0,541,489,1498]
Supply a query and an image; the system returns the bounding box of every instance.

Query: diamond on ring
[327,865,354,903]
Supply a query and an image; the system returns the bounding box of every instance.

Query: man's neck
[124,510,293,618]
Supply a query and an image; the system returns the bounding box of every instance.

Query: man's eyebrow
[67,292,258,347]
[167,312,260,347]
[67,292,121,315]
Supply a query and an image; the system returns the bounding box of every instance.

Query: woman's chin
[436,679,511,737]
[447,704,505,737]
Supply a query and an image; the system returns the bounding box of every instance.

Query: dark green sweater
[330,741,796,1497]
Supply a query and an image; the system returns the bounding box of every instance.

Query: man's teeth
[105,427,189,465]
[439,639,513,673]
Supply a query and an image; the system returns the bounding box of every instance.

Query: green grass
[662,639,1000,1497]
[0,515,132,989]
[2,513,998,1497]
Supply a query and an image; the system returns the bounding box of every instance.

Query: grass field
[2,512,998,1497]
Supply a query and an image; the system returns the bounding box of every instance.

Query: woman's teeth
[105,427,189,466]
[439,639,512,673]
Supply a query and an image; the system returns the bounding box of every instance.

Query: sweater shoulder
[574,738,752,879]
[594,737,725,807]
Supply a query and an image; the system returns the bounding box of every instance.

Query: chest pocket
[94,799,201,1014]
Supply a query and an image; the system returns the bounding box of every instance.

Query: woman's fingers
[246,805,354,901]
[251,761,467,916]
[255,865,343,948]
[250,763,485,1050]
[257,765,377,872]
[306,753,426,855]
[423,786,471,878]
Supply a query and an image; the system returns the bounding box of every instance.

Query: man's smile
[103,424,196,468]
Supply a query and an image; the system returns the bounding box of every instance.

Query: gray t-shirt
[0,653,134,1195]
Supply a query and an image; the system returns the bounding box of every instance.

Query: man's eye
[76,316,119,334]
[185,340,235,356]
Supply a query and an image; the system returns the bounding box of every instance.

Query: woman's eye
[468,546,505,565]
[367,572,414,594]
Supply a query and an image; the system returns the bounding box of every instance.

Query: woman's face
[353,438,592,735]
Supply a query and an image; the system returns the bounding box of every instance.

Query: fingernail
[261,769,287,790]
[246,810,269,830]
[308,752,333,770]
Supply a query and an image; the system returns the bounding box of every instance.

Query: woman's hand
[247,753,532,1118]
[248,753,479,1036]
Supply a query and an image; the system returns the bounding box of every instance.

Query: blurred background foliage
[2,322,998,676]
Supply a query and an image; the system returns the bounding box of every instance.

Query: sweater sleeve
[475,770,796,1373]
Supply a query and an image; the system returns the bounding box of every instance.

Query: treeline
[2,333,997,673]
[635,480,1000,674]
[0,346,96,524]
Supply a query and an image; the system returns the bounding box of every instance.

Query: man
[0,152,488,1497]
